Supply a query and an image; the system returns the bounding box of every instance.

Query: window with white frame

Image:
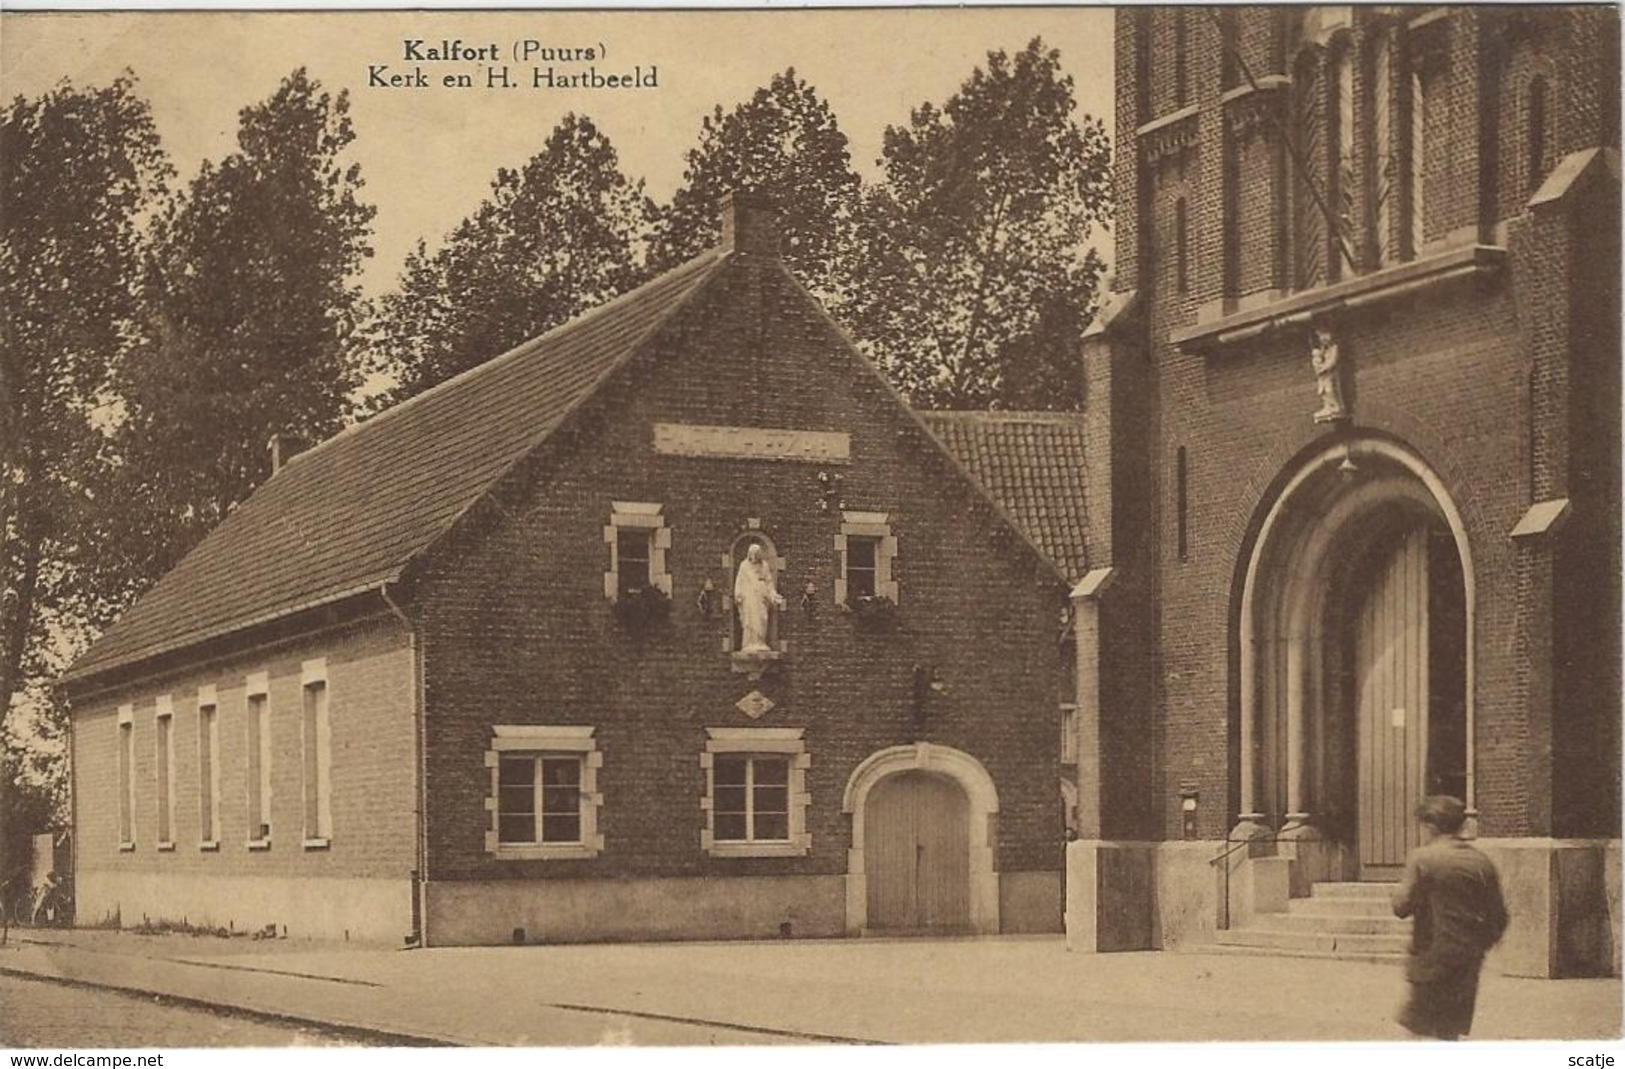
[484,726,603,859]
[245,672,272,847]
[198,686,220,848]
[1060,704,1079,765]
[155,695,175,849]
[701,728,810,858]
[603,502,671,601]
[117,704,135,849]
[301,660,333,846]
[835,512,897,607]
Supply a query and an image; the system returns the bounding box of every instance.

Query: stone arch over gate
[841,743,1000,934]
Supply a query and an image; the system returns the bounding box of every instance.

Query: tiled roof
[67,250,726,683]
[916,411,1091,582]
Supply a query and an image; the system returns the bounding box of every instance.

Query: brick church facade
[64,195,1090,946]
[1069,4,1620,977]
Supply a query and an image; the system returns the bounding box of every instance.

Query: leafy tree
[649,69,861,301]
[1,75,171,899]
[114,68,375,580]
[845,39,1111,410]
[371,113,654,403]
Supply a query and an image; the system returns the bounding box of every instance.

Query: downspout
[380,581,427,948]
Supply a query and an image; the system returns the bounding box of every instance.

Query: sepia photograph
[0,1,1620,1057]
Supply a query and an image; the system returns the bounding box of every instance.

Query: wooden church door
[864,771,971,930]
[1353,525,1430,877]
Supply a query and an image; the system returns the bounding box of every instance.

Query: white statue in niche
[1310,326,1349,423]
[734,543,785,653]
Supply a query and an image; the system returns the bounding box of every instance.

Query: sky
[2,6,1116,296]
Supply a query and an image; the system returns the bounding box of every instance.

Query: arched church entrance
[1236,437,1473,881]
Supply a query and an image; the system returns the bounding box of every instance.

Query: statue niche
[728,533,785,661]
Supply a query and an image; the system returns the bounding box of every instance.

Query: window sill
[118,842,135,853]
[302,837,331,851]
[247,839,272,851]
[707,841,808,859]
[157,841,176,852]
[199,840,220,852]
[494,844,598,861]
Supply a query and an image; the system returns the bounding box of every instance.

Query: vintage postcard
[1,3,1619,1058]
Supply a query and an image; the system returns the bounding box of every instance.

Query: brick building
[1071,5,1620,977]
[63,195,1089,946]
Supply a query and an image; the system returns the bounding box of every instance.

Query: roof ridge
[65,246,731,687]
[285,248,726,472]
[916,410,1086,423]
[395,245,735,587]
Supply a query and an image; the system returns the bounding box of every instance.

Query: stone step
[1288,894,1399,917]
[1310,881,1401,899]
[1200,943,1408,966]
[1214,925,1412,957]
[1255,911,1410,936]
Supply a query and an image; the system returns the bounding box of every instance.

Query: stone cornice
[1171,244,1507,353]
[1137,105,1201,167]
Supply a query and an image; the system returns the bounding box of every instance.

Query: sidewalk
[2,928,1619,1046]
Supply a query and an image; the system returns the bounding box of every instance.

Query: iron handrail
[1207,830,1314,931]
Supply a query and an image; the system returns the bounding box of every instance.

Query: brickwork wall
[72,618,419,894]
[412,257,1069,886]
[1552,168,1622,838]
[1114,5,1619,842]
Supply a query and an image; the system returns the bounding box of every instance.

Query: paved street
[1,930,1618,1047]
[0,973,378,1048]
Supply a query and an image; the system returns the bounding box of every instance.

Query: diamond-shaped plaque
[735,690,775,720]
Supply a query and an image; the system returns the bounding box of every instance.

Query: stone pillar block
[1478,838,1621,978]
[1230,855,1290,927]
[1065,840,1154,953]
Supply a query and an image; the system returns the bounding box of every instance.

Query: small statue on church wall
[734,543,785,653]
[1310,327,1349,423]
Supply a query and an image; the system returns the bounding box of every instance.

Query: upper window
[485,726,602,860]
[615,529,652,598]
[701,728,810,858]
[245,672,271,847]
[117,704,135,850]
[1526,76,1548,198]
[836,511,897,608]
[1370,29,1397,266]
[845,536,879,600]
[154,695,175,849]
[198,686,220,849]
[604,502,670,602]
[301,659,333,847]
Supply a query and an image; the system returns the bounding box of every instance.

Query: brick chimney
[720,190,780,257]
[268,432,309,474]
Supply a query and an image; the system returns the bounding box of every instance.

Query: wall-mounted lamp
[911,664,948,732]
[817,470,844,512]
[800,581,817,618]
[1179,785,1200,841]
[696,579,718,618]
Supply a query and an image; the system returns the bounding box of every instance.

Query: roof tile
[916,411,1091,582]
[68,250,724,682]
